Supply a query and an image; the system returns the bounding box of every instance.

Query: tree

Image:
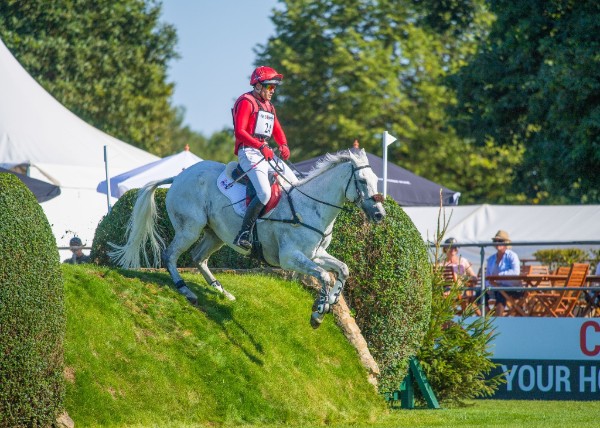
[257,0,523,203]
[0,0,178,156]
[449,0,600,203]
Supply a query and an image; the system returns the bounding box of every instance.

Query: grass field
[62,265,600,427]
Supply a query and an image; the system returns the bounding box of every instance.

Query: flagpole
[382,131,397,199]
[383,132,388,198]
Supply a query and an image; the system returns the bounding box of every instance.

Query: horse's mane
[298,150,365,184]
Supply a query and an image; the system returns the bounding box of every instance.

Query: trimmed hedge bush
[328,198,432,393]
[0,173,65,426]
[91,191,431,392]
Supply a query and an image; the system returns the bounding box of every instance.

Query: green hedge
[328,198,432,393]
[0,173,65,426]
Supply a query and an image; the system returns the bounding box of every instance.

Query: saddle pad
[216,163,276,219]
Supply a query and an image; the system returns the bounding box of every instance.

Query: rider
[232,66,298,250]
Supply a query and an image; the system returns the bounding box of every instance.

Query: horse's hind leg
[162,224,203,305]
[190,228,236,301]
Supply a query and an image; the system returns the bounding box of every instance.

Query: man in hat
[63,237,91,264]
[485,230,521,316]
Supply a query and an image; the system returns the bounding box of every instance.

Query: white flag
[384,131,397,147]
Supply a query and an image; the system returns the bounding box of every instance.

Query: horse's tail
[108,177,175,269]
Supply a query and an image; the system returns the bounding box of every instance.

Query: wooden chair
[521,265,550,315]
[531,263,589,317]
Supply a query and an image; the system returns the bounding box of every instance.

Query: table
[485,274,569,316]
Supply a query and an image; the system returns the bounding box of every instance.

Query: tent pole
[104,145,112,213]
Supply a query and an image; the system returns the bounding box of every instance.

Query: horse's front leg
[279,250,334,329]
[313,250,349,306]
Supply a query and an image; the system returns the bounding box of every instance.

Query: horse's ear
[348,149,358,162]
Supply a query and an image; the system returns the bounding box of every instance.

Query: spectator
[485,230,521,316]
[442,237,478,284]
[63,237,91,264]
[442,238,480,312]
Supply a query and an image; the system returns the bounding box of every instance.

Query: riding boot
[233,197,265,250]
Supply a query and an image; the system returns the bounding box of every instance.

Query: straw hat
[492,230,511,243]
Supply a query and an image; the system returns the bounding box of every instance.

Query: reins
[260,158,374,240]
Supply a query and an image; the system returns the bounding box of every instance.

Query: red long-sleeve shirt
[233,92,287,155]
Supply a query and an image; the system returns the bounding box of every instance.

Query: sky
[160,1,280,137]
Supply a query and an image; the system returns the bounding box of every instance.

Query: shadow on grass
[118,269,264,366]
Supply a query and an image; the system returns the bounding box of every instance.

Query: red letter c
[580,320,600,357]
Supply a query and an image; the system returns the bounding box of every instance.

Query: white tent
[0,39,160,254]
[97,145,203,198]
[403,204,600,270]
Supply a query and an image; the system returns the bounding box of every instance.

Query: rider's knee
[256,187,271,204]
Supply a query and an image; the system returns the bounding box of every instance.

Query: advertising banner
[486,317,600,400]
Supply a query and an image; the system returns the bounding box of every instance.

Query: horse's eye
[372,194,384,203]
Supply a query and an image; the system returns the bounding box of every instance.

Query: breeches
[238,147,298,204]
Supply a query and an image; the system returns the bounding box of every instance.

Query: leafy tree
[257,0,523,203]
[449,0,600,203]
[0,0,178,156]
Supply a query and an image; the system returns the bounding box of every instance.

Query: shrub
[0,173,65,426]
[417,243,503,404]
[328,198,432,393]
[91,189,263,269]
[533,248,591,271]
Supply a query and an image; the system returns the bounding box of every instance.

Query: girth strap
[261,188,331,240]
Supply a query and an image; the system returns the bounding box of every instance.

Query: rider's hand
[260,144,274,161]
[279,144,290,160]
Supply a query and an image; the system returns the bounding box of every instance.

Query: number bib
[254,111,275,139]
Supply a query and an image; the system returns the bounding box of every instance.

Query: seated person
[442,237,478,284]
[485,230,521,316]
[63,237,91,264]
[441,237,480,311]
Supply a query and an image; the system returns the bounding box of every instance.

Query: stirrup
[234,230,252,250]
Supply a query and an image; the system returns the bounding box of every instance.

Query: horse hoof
[310,311,324,329]
[211,280,236,301]
[177,284,198,306]
[223,290,236,301]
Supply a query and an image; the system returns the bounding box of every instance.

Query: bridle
[344,164,384,206]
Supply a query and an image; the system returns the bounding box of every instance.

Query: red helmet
[250,66,283,86]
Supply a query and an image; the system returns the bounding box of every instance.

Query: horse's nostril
[374,212,383,222]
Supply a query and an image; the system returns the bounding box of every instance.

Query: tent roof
[294,152,460,206]
[97,148,203,198]
[0,39,159,189]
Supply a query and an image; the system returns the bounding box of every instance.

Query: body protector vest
[232,92,276,141]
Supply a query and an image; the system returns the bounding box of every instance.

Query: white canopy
[97,146,203,198]
[0,39,160,253]
[403,204,600,270]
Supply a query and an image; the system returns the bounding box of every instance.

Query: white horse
[109,149,385,328]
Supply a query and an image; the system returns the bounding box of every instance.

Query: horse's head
[345,149,386,223]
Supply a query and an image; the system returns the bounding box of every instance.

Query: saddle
[219,162,282,216]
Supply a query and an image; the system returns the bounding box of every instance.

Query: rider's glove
[279,144,290,160]
[259,143,274,161]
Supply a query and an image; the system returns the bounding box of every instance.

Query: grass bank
[62,265,600,427]
[63,265,385,427]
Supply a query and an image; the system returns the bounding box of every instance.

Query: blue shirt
[485,249,520,287]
